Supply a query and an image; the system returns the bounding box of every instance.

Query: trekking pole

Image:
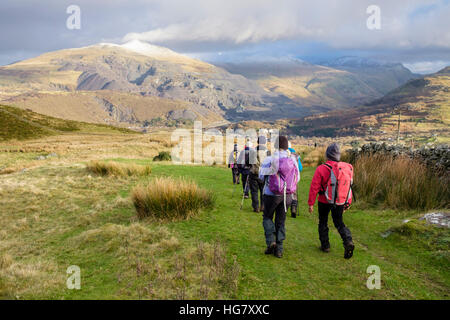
[240,175,250,210]
[231,177,238,199]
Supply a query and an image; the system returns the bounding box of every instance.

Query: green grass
[0,104,137,141]
[0,161,448,299]
[152,164,450,299]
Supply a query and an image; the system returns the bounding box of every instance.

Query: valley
[286,66,450,144]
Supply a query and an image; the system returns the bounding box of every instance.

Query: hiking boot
[344,241,355,259]
[274,248,283,258]
[244,194,249,199]
[291,205,297,218]
[320,246,330,253]
[265,242,277,255]
[260,205,264,212]
[253,207,259,213]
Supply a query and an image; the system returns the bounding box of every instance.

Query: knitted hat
[326,143,341,162]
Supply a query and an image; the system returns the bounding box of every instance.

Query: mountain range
[0,40,418,128]
[218,56,416,111]
[286,66,450,143]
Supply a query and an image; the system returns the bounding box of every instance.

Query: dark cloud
[0,0,449,72]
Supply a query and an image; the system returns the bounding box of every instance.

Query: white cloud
[122,0,450,52]
[1,0,449,65]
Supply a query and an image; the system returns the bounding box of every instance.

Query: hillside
[287,66,450,143]
[320,56,419,95]
[0,41,305,125]
[0,113,448,299]
[0,158,448,299]
[0,104,135,141]
[0,43,420,128]
[218,57,416,110]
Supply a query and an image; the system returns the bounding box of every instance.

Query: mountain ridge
[218,56,417,109]
[286,66,450,143]
[0,41,420,128]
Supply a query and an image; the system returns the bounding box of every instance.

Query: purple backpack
[268,157,298,195]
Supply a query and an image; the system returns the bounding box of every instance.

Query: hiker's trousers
[249,173,264,210]
[232,167,240,184]
[262,194,293,251]
[318,202,352,248]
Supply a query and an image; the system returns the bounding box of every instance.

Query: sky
[0,0,449,73]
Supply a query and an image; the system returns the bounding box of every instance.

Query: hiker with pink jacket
[308,143,355,259]
[259,136,299,258]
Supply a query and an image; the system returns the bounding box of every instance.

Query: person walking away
[288,142,303,218]
[237,141,252,199]
[307,143,355,259]
[249,136,269,212]
[259,136,299,258]
[228,143,240,185]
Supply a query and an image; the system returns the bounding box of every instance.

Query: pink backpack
[323,162,353,206]
[268,157,298,195]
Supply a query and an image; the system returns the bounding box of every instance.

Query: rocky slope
[218,57,417,110]
[321,56,419,96]
[0,40,300,126]
[0,42,420,127]
[286,66,450,143]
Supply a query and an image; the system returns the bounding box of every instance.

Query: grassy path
[0,160,448,299]
[150,164,449,299]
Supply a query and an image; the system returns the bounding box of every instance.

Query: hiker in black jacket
[237,141,252,198]
[249,136,270,212]
[228,143,240,184]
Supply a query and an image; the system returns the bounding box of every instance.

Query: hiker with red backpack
[308,143,355,259]
[259,136,299,258]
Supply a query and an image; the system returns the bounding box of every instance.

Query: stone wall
[348,143,450,173]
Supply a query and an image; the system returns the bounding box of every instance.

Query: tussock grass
[354,154,449,210]
[0,254,64,299]
[153,151,172,161]
[301,147,326,167]
[70,224,239,299]
[0,165,236,299]
[86,161,151,177]
[132,177,214,220]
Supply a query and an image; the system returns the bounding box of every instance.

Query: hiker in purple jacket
[259,136,300,258]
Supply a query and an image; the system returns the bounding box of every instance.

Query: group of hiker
[229,136,355,259]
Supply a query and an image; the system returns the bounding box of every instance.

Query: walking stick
[231,173,238,199]
[240,175,250,210]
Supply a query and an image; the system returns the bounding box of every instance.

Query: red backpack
[323,162,354,207]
